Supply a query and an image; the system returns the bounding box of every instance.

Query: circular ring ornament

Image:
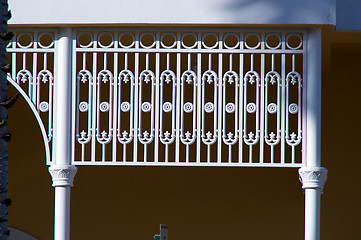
[39,101,49,112]
[120,102,130,112]
[244,33,261,49]
[201,33,219,49]
[181,33,198,49]
[286,33,303,50]
[204,102,214,113]
[140,32,156,48]
[225,103,235,113]
[223,33,240,49]
[17,33,33,48]
[38,32,55,48]
[265,33,281,49]
[289,103,299,114]
[246,103,257,113]
[79,101,89,112]
[77,32,93,48]
[119,32,135,48]
[183,102,193,113]
[99,102,110,112]
[267,103,277,114]
[141,102,152,112]
[98,32,114,48]
[163,102,173,112]
[160,32,177,48]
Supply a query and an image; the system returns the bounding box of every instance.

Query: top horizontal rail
[73,48,304,54]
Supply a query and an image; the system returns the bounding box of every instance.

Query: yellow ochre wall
[6,27,361,240]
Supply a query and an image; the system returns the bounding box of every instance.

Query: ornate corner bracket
[298,167,328,192]
[49,165,77,187]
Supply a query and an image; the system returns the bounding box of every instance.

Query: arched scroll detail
[6,75,51,165]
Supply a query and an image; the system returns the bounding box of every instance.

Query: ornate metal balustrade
[7,28,306,167]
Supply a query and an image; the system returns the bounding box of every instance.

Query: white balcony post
[299,28,327,240]
[48,27,77,240]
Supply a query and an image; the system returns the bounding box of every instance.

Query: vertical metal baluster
[11,35,16,80]
[276,54,281,164]
[71,33,77,164]
[186,54,190,162]
[210,54,215,163]
[159,55,165,162]
[133,32,139,162]
[224,53,232,163]
[260,33,265,163]
[108,54,113,162]
[193,53,197,163]
[206,72,211,160]
[101,53,106,162]
[49,51,54,143]
[291,54,295,163]
[281,33,286,164]
[175,32,181,163]
[120,53,125,162]
[255,54,260,164]
[113,33,118,162]
[201,56,206,161]
[154,32,160,163]
[91,32,97,162]
[285,56,290,164]
[129,54,135,162]
[33,33,38,105]
[300,32,306,166]
[249,54,254,163]
[180,54,185,162]
[238,32,244,163]
[36,52,42,112]
[243,56,248,163]
[265,56,270,163]
[150,53,156,163]
[139,54,145,162]
[297,54,302,165]
[217,44,223,163]
[234,54,240,163]
[196,32,201,163]
[87,53,93,163]
[171,55,176,163]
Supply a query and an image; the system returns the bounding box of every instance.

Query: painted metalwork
[7,30,55,164]
[7,28,306,167]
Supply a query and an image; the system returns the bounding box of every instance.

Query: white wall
[8,0,336,25]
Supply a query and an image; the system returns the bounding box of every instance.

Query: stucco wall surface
[8,0,336,25]
[336,0,361,30]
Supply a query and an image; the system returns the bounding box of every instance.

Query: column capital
[49,165,77,187]
[298,167,328,191]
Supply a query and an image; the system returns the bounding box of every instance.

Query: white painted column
[299,28,327,240]
[48,27,77,240]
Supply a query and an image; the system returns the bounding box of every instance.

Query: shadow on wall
[9,227,38,240]
[220,0,334,24]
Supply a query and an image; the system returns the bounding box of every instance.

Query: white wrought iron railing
[7,28,306,167]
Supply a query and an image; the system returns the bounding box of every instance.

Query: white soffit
[9,0,335,25]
